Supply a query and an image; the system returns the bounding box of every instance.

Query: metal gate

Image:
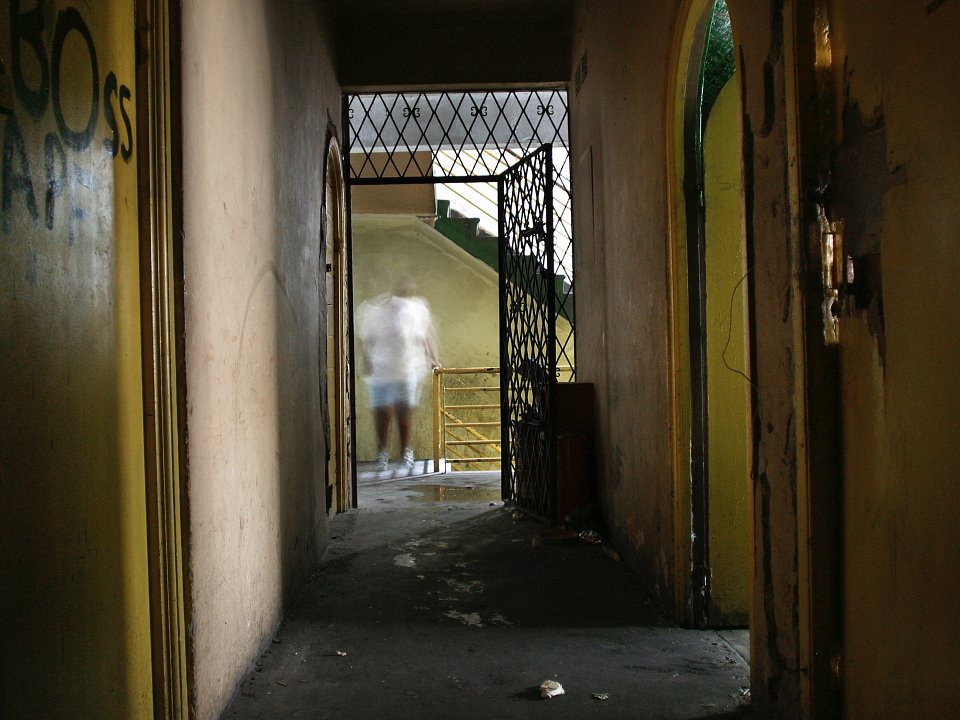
[498,145,556,520]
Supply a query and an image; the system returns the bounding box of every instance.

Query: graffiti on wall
[1,1,134,240]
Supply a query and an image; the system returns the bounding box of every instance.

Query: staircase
[431,199,573,322]
[433,199,500,273]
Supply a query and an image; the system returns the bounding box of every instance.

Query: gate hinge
[818,207,847,345]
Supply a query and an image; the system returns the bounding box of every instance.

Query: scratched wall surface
[725,2,805,714]
[0,1,152,717]
[827,1,960,717]
[180,1,341,717]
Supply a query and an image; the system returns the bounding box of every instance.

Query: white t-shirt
[357,295,434,383]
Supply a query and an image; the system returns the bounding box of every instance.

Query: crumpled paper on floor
[539,680,565,699]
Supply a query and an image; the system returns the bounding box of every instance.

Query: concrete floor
[223,466,752,719]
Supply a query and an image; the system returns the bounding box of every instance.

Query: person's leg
[375,406,393,454]
[397,403,415,469]
[370,381,393,467]
[397,403,413,452]
[397,379,420,470]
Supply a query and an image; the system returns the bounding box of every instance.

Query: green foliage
[700,0,735,128]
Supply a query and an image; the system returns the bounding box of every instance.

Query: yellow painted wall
[0,1,152,716]
[180,1,341,717]
[703,77,751,624]
[826,2,960,716]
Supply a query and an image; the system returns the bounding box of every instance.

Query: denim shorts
[368,379,421,408]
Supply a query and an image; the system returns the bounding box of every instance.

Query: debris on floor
[592,692,610,701]
[579,529,603,544]
[539,679,565,699]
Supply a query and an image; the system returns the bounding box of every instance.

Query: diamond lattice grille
[346,90,575,376]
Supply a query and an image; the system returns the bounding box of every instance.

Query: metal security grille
[344,90,575,375]
[498,145,556,521]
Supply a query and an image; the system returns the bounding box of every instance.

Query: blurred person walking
[357,278,440,472]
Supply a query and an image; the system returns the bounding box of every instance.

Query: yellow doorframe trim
[136,0,191,716]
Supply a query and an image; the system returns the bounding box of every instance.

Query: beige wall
[570,0,678,615]
[351,182,435,216]
[180,1,340,717]
[0,1,153,716]
[351,215,501,461]
[826,1,960,716]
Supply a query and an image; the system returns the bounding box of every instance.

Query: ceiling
[322,0,576,88]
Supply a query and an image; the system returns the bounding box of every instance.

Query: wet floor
[223,467,751,720]
[401,482,502,504]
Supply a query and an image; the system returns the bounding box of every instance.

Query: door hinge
[818,208,846,345]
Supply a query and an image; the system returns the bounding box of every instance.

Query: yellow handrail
[432,366,574,472]
[434,367,502,471]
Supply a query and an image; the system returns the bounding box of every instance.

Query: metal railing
[433,367,502,471]
[432,366,574,472]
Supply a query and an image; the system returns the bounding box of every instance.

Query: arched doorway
[669,0,752,629]
[343,90,575,522]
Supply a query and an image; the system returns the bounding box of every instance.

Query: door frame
[668,0,843,716]
[136,0,191,716]
[668,0,736,630]
[790,0,845,714]
[323,133,352,513]
[341,89,573,500]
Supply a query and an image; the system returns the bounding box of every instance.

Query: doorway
[324,136,352,514]
[671,0,752,629]
[343,90,574,521]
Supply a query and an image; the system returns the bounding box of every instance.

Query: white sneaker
[401,448,415,471]
[377,449,389,470]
